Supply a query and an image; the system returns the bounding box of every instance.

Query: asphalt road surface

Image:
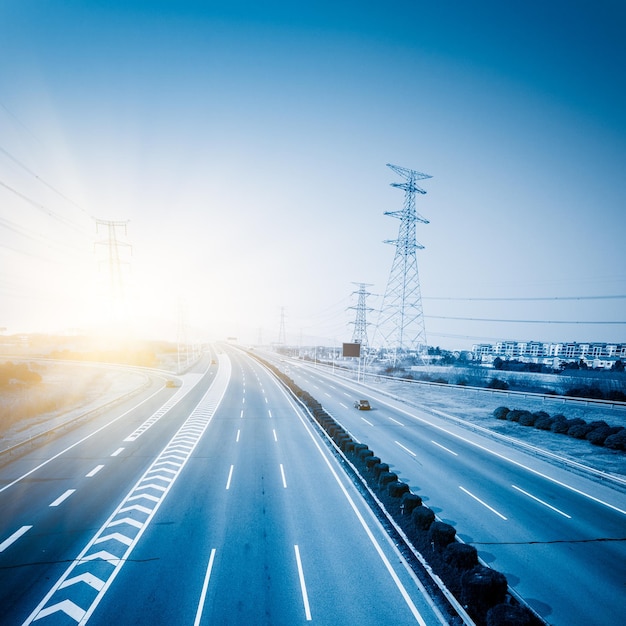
[0,349,448,626]
[271,355,626,626]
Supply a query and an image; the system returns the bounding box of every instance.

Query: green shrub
[486,603,539,626]
[428,521,456,549]
[550,416,569,434]
[506,409,525,422]
[372,462,390,479]
[461,566,508,620]
[400,493,422,516]
[365,456,381,469]
[586,426,613,446]
[444,543,479,571]
[411,505,435,531]
[493,406,510,420]
[358,449,375,461]
[388,481,410,498]
[604,428,626,450]
[518,412,536,427]
[378,471,398,488]
[534,415,554,430]
[568,423,594,439]
[488,378,509,390]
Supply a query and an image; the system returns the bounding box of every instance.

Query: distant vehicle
[353,399,371,410]
[211,359,217,364]
[165,380,179,388]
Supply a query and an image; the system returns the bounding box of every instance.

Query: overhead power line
[425,295,626,302]
[426,315,625,325]
[0,145,94,221]
[0,178,90,236]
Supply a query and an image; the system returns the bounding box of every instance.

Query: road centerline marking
[0,526,32,552]
[50,489,76,507]
[511,484,572,518]
[459,486,507,520]
[86,465,105,477]
[431,441,458,456]
[394,441,417,457]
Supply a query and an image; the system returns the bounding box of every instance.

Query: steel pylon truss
[374,163,432,355]
[349,282,374,347]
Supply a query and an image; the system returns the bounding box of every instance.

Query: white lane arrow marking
[60,572,105,591]
[33,599,86,622]
[108,517,144,529]
[95,533,134,547]
[80,550,121,566]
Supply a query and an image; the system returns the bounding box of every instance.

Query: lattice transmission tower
[349,282,374,348]
[94,219,132,319]
[277,306,287,345]
[374,163,432,356]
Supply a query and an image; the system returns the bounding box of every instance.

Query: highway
[272,355,626,626]
[0,349,448,625]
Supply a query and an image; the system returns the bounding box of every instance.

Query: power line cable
[426,315,625,325]
[425,295,626,302]
[0,145,95,222]
[0,178,90,236]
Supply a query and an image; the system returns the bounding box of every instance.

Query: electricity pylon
[374,163,432,358]
[94,219,131,319]
[277,306,287,345]
[349,282,374,347]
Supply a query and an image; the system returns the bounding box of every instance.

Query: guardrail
[0,374,151,464]
[298,359,626,412]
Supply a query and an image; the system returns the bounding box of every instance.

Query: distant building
[471,340,625,370]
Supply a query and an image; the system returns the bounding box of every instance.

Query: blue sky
[0,1,624,349]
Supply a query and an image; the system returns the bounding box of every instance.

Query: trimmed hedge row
[493,406,626,450]
[253,354,543,626]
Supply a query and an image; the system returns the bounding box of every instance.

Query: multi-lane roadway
[0,349,450,625]
[271,355,626,626]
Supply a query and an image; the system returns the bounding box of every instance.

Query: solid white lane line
[110,447,124,457]
[395,441,417,457]
[86,465,105,478]
[273,429,278,442]
[193,548,217,626]
[225,465,234,490]
[280,394,430,624]
[431,441,458,456]
[459,486,507,520]
[236,430,241,443]
[361,417,374,426]
[512,485,572,519]
[280,464,287,488]
[388,416,405,426]
[294,545,312,621]
[50,489,76,507]
[0,526,32,552]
